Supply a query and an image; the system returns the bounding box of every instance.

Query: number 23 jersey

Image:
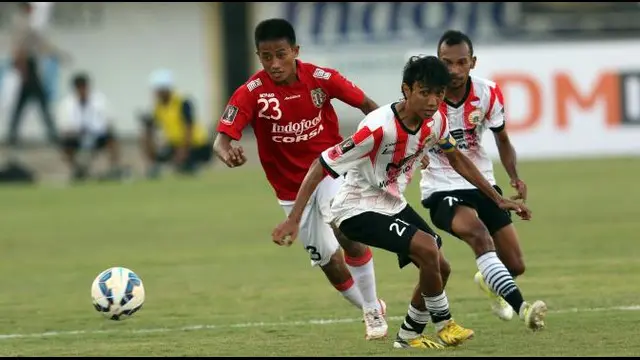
[216,60,365,203]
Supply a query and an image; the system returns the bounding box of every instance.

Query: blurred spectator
[7,2,69,147]
[140,69,213,179]
[57,73,125,182]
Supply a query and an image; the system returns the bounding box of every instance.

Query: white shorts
[281,176,343,267]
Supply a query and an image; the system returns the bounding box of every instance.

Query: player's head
[437,30,476,90]
[401,55,451,119]
[149,69,174,104]
[72,73,90,102]
[254,18,300,84]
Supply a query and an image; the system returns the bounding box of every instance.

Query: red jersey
[217,60,366,202]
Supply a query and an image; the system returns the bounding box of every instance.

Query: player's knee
[408,231,440,269]
[332,224,367,258]
[461,224,495,254]
[320,250,352,284]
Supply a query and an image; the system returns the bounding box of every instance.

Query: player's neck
[445,78,470,104]
[395,101,422,131]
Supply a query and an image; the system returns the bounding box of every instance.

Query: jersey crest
[310,88,327,108]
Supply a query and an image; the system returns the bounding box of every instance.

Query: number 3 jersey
[216,60,366,203]
[420,76,506,201]
[320,103,456,227]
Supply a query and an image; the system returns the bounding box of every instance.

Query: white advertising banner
[0,2,221,141]
[409,40,640,159]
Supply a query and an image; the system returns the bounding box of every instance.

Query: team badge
[468,108,484,125]
[423,132,437,147]
[310,88,327,108]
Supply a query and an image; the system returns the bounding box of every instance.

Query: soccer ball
[91,267,145,320]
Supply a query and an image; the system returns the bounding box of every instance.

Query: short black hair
[254,18,296,49]
[72,73,89,88]
[402,55,451,97]
[437,30,474,56]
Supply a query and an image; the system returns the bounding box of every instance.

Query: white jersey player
[419,30,547,329]
[272,55,534,350]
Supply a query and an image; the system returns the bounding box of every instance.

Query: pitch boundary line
[1,304,638,340]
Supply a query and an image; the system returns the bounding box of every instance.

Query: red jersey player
[213,18,387,340]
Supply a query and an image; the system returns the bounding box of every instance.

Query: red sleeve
[316,68,366,108]
[216,85,255,141]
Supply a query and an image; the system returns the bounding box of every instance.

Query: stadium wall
[0,2,223,141]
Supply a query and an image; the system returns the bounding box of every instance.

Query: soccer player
[213,19,387,340]
[141,69,213,178]
[272,55,532,349]
[418,30,546,328]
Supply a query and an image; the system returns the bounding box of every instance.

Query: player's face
[75,84,88,102]
[256,39,300,84]
[155,89,171,104]
[438,42,476,89]
[404,82,445,119]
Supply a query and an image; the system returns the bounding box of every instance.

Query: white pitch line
[1,305,639,341]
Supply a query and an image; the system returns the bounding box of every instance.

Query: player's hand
[222,146,247,168]
[510,179,527,202]
[498,198,532,221]
[272,218,299,247]
[420,155,430,169]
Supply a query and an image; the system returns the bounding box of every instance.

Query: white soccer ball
[91,267,145,320]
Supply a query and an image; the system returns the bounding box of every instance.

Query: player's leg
[94,131,128,181]
[339,209,472,349]
[59,133,87,181]
[332,227,386,315]
[392,205,471,347]
[477,186,525,277]
[315,177,383,316]
[400,248,450,344]
[280,202,365,311]
[430,195,546,330]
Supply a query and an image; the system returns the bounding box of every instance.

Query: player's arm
[272,125,380,244]
[436,116,531,219]
[213,87,254,168]
[324,69,379,115]
[488,84,527,201]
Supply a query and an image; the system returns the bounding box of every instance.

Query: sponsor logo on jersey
[246,78,262,92]
[313,68,332,80]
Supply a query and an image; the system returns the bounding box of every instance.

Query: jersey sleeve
[319,125,381,178]
[319,68,366,108]
[487,84,506,132]
[216,85,255,140]
[436,112,457,152]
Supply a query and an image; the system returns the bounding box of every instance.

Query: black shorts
[61,132,114,152]
[338,205,442,269]
[422,185,512,238]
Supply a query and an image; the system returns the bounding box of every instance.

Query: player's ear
[470,56,477,70]
[401,83,410,99]
[292,45,300,58]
